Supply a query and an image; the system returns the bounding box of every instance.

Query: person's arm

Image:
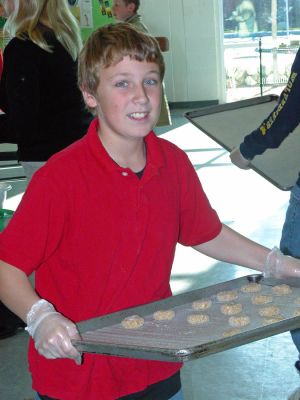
[231,47,300,168]
[0,260,81,363]
[193,224,268,271]
[193,224,300,278]
[0,260,39,320]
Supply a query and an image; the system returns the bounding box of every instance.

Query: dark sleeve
[0,40,40,143]
[0,113,10,142]
[240,48,300,160]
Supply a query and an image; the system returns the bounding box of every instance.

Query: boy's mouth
[128,112,148,120]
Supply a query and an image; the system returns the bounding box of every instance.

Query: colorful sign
[70,0,114,42]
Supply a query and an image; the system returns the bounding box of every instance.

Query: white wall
[140,0,226,103]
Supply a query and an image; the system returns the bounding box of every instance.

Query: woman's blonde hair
[4,0,82,60]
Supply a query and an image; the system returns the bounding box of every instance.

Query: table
[185,95,299,191]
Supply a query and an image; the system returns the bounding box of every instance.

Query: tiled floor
[0,108,299,399]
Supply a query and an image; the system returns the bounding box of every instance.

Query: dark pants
[0,301,25,338]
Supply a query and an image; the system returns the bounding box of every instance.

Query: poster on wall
[69,0,93,28]
[69,0,114,42]
[98,0,113,18]
[69,0,113,29]
[79,0,94,28]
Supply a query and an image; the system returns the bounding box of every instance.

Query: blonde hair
[78,23,165,99]
[4,0,82,60]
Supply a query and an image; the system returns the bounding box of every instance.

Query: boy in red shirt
[112,0,171,127]
[0,23,300,400]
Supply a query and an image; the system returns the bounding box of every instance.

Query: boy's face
[112,0,135,21]
[83,56,162,143]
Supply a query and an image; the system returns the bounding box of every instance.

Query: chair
[155,36,169,52]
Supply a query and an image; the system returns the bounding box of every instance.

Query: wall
[140,0,226,104]
[72,0,114,42]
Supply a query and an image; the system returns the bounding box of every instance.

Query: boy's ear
[81,90,98,109]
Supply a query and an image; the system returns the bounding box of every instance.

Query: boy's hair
[4,0,82,60]
[123,0,140,13]
[78,23,165,100]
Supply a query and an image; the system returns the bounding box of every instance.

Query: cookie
[121,315,144,329]
[153,309,175,321]
[187,313,210,325]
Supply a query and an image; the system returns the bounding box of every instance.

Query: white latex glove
[264,247,300,279]
[26,299,81,364]
[230,146,251,169]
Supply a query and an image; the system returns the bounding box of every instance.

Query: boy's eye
[115,81,128,88]
[144,79,158,86]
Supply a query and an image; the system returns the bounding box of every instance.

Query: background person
[0,0,92,181]
[0,49,3,79]
[230,45,300,397]
[112,0,172,127]
[0,1,25,341]
[227,0,258,37]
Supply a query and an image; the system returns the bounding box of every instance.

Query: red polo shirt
[0,119,221,399]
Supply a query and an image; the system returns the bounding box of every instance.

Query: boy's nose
[133,85,149,103]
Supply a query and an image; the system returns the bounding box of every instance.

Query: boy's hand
[264,247,300,279]
[26,299,81,364]
[230,146,251,169]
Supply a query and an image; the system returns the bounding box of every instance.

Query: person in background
[112,0,147,31]
[0,23,300,400]
[227,0,257,37]
[0,1,25,341]
[0,2,4,80]
[230,46,300,400]
[0,49,3,79]
[0,0,92,182]
[112,0,172,127]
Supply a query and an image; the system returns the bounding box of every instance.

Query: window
[223,0,300,101]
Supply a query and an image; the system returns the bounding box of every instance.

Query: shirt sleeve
[177,150,222,246]
[0,39,40,143]
[0,170,66,275]
[240,47,300,160]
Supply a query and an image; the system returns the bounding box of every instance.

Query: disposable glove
[230,146,251,169]
[26,299,81,364]
[264,247,300,279]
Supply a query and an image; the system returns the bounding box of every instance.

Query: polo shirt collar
[86,118,165,177]
[125,14,141,24]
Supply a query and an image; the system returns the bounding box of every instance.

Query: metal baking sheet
[185,95,299,191]
[73,274,300,362]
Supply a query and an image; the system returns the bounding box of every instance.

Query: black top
[239,47,300,187]
[0,26,92,161]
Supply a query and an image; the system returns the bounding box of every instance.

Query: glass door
[223,0,300,102]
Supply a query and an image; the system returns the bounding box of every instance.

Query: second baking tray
[74,274,300,362]
[184,95,300,191]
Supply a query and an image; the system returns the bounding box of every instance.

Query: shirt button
[121,171,128,177]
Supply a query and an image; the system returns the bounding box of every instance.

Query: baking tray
[73,274,300,362]
[184,95,300,191]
